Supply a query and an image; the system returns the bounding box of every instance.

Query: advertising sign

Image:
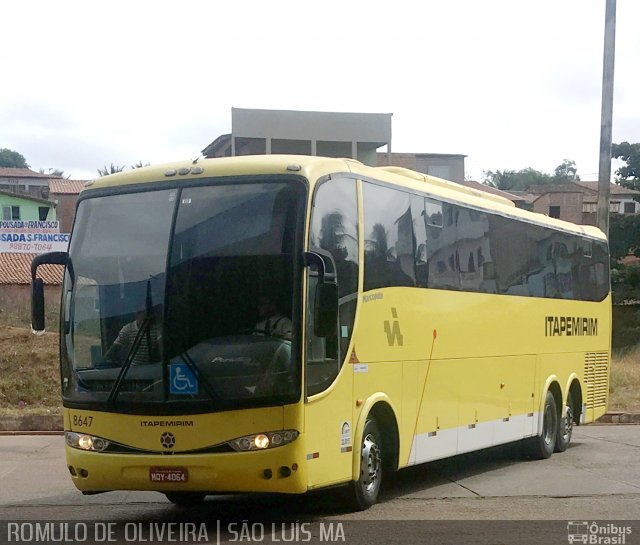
[0,221,69,254]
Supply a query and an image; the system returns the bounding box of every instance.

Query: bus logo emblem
[160,432,176,449]
[384,308,404,347]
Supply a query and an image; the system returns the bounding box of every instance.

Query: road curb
[596,412,640,424]
[0,414,63,433]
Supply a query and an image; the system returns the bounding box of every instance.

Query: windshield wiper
[107,279,155,406]
[106,315,154,406]
[177,351,220,401]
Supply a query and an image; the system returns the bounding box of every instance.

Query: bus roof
[84,154,607,242]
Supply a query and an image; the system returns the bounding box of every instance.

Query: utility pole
[597,0,617,237]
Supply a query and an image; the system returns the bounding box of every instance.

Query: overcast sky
[1,1,638,182]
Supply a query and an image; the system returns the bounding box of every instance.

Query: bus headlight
[65,432,110,452]
[228,430,299,452]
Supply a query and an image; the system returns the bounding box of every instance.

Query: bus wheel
[555,398,574,453]
[527,391,558,459]
[347,418,383,510]
[164,492,206,506]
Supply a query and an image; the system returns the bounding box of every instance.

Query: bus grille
[584,352,609,409]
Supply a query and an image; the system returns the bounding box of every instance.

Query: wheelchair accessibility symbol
[170,363,198,395]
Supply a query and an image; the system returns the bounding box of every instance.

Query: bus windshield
[61,179,305,413]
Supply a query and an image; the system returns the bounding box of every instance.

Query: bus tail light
[228,430,299,452]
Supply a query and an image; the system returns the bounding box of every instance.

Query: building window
[582,203,597,213]
[549,206,560,219]
[610,201,620,213]
[38,206,50,221]
[624,201,636,214]
[2,205,20,220]
[0,183,26,193]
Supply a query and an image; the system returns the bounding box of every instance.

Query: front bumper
[65,440,307,494]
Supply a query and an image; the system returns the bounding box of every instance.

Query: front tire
[346,418,383,510]
[527,390,558,459]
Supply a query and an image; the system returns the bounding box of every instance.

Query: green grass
[609,346,640,412]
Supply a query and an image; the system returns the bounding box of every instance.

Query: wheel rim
[361,432,381,494]
[543,403,555,446]
[561,404,573,441]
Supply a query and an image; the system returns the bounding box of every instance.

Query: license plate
[149,467,189,483]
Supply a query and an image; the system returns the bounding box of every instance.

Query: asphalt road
[0,425,638,544]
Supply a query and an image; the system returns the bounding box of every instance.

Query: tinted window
[489,216,532,295]
[307,178,359,395]
[363,183,416,290]
[360,180,609,302]
[426,202,460,291]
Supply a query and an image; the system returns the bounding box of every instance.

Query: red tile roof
[0,253,63,285]
[575,181,640,196]
[528,183,585,194]
[48,179,86,194]
[0,168,54,179]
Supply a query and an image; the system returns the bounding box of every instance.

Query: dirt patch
[0,325,62,412]
[609,347,640,412]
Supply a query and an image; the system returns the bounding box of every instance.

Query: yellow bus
[31,155,610,509]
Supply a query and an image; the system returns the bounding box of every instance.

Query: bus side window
[363,183,416,290]
[307,178,359,396]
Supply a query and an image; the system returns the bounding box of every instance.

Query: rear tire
[527,390,558,459]
[345,418,383,511]
[164,492,206,506]
[555,396,574,453]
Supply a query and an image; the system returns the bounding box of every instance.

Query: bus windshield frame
[60,175,307,415]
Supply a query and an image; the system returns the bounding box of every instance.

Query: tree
[483,160,581,191]
[39,168,70,179]
[553,159,580,182]
[483,167,552,191]
[609,214,640,264]
[97,163,126,176]
[482,169,517,190]
[612,141,640,191]
[131,161,150,169]
[0,148,29,168]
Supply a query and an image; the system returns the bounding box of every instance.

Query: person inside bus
[253,296,292,341]
[104,309,161,366]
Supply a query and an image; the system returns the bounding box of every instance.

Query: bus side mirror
[30,251,69,333]
[314,282,338,338]
[31,278,45,332]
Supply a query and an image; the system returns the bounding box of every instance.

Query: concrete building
[0,190,57,222]
[0,168,84,232]
[520,181,640,226]
[0,168,53,200]
[377,152,466,184]
[202,108,393,167]
[49,179,84,232]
